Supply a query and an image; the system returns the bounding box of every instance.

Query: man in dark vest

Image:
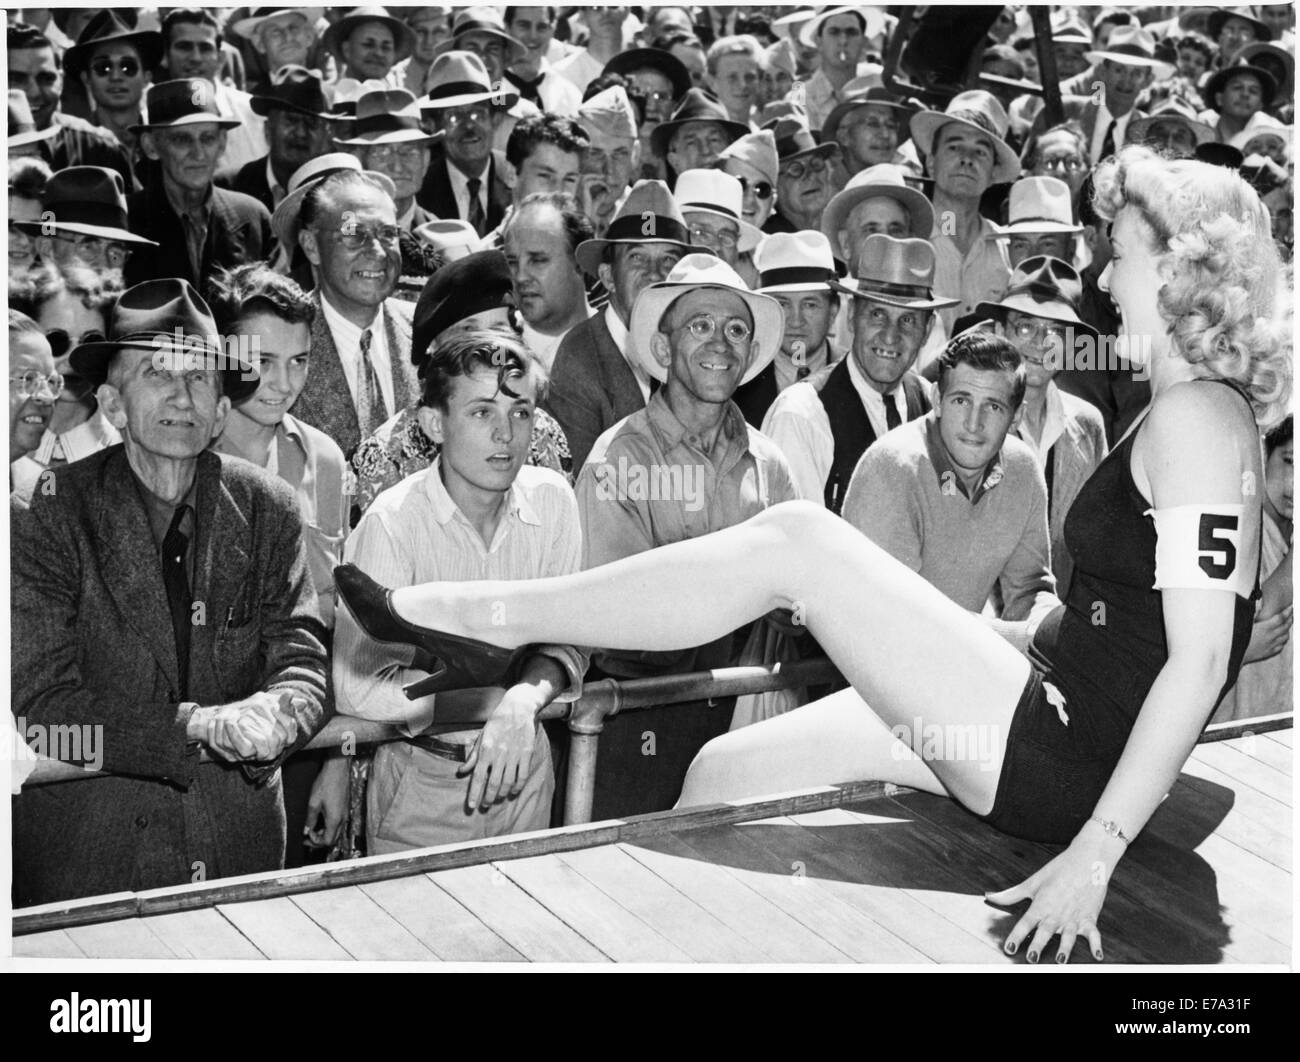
[761,233,956,514]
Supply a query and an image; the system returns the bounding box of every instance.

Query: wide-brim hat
[975,255,1098,340]
[1230,111,1292,153]
[233,7,323,41]
[1083,25,1176,79]
[131,79,242,134]
[8,89,59,147]
[14,165,158,246]
[674,168,764,254]
[757,230,839,292]
[574,179,706,277]
[831,233,958,310]
[603,47,693,102]
[1204,60,1279,110]
[433,11,527,67]
[334,88,442,145]
[822,82,917,144]
[421,50,519,110]
[909,90,1020,184]
[271,152,397,252]
[1127,98,1217,147]
[250,65,332,119]
[411,249,514,363]
[628,254,783,386]
[414,219,480,261]
[1002,175,1082,235]
[1236,41,1295,95]
[322,7,416,64]
[1207,8,1273,45]
[63,9,163,79]
[70,279,260,402]
[650,88,750,159]
[797,6,889,48]
[1050,11,1093,46]
[821,163,934,245]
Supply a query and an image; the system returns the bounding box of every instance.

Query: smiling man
[292,169,419,458]
[125,80,272,292]
[335,330,586,853]
[66,10,160,157]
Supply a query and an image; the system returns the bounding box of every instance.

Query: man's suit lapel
[304,293,362,454]
[384,299,416,414]
[95,449,184,688]
[596,312,644,412]
[191,451,251,626]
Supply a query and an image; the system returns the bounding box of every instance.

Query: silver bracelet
[1088,816,1131,844]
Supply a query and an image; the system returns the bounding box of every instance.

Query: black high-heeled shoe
[334,564,531,699]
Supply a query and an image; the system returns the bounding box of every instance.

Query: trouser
[366,729,554,855]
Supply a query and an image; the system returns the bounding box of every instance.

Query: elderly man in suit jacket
[125,79,274,291]
[291,168,419,459]
[11,279,329,907]
[544,180,699,467]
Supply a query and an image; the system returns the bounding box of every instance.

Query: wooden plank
[1267,728,1292,748]
[140,907,266,960]
[497,853,694,963]
[12,929,86,959]
[1192,741,1291,806]
[674,812,985,962]
[623,834,864,963]
[1230,731,1293,773]
[216,896,352,960]
[1178,758,1291,870]
[290,887,439,961]
[64,919,177,959]
[360,876,525,963]
[556,844,767,963]
[431,863,609,963]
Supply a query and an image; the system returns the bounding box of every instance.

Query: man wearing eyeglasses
[335,87,441,233]
[7,22,136,192]
[293,169,418,459]
[125,79,273,293]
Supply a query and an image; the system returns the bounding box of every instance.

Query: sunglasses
[90,57,142,78]
[48,329,106,359]
[735,175,774,200]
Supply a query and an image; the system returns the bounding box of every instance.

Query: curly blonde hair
[1092,145,1292,429]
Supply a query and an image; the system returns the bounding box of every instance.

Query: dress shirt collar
[319,291,383,348]
[421,455,541,528]
[266,156,287,206]
[1017,380,1067,463]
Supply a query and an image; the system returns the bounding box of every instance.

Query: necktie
[358,328,384,438]
[885,392,902,431]
[504,69,544,106]
[466,176,486,236]
[1099,117,1117,164]
[161,505,192,697]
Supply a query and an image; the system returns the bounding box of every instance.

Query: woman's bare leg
[390,501,1029,813]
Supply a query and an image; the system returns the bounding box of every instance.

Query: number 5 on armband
[1147,505,1252,595]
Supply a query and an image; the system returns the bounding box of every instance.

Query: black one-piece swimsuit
[983,380,1259,843]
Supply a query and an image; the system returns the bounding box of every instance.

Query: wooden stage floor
[13,730,1292,965]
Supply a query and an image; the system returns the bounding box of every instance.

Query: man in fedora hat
[1125,96,1217,158]
[293,168,418,458]
[763,233,956,513]
[822,161,935,267]
[125,79,274,292]
[232,7,324,94]
[158,9,268,174]
[324,6,415,83]
[17,166,158,308]
[651,86,750,182]
[335,86,443,232]
[66,10,162,157]
[7,22,136,191]
[417,51,517,239]
[735,230,843,427]
[841,329,1058,648]
[822,76,915,177]
[11,278,330,906]
[577,85,642,237]
[1000,175,1083,269]
[676,168,764,272]
[574,252,796,813]
[911,90,1018,333]
[1203,58,1278,142]
[222,66,333,213]
[768,112,841,234]
[1210,7,1274,62]
[546,179,702,467]
[972,256,1109,592]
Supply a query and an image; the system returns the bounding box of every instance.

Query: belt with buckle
[405,732,473,763]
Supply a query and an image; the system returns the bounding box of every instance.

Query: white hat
[1230,111,1291,154]
[674,169,764,254]
[629,254,784,386]
[415,219,481,261]
[798,6,890,48]
[1001,176,1082,236]
[756,231,840,293]
[578,85,638,141]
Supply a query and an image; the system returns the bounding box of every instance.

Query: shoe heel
[404,665,451,699]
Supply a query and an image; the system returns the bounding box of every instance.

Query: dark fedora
[70,279,259,401]
[250,65,332,119]
[1203,59,1278,111]
[832,233,958,310]
[574,179,705,277]
[131,79,243,133]
[650,88,750,158]
[603,47,694,103]
[323,6,416,63]
[768,113,840,166]
[975,256,1098,339]
[13,166,158,246]
[63,9,162,80]
[412,249,515,365]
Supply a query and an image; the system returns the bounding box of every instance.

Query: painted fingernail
[1005,940,1017,955]
[1094,949,1104,961]
[1056,952,1067,964]
[1027,950,1038,964]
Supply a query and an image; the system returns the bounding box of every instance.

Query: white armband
[1145,504,1252,595]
